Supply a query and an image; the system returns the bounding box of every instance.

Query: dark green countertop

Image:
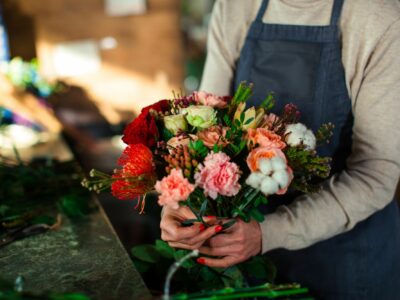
[0,202,152,300]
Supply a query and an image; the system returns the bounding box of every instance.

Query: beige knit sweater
[200,0,400,253]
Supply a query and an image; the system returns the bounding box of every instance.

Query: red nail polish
[197,258,206,265]
[199,224,206,232]
[215,225,223,233]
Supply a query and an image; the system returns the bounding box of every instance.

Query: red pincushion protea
[111,144,156,200]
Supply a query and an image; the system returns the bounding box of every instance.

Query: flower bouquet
[83,82,333,228]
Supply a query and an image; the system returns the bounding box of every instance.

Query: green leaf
[58,195,89,219]
[162,127,174,141]
[155,239,175,259]
[234,119,241,128]
[213,143,219,153]
[222,266,245,288]
[240,111,245,123]
[132,258,151,274]
[223,115,232,127]
[131,244,160,263]
[244,117,254,125]
[249,208,265,222]
[199,199,208,218]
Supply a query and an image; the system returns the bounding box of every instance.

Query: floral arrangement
[83,82,332,225]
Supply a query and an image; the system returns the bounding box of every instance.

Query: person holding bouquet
[160,0,400,299]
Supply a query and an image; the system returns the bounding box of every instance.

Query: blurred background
[0,0,215,252]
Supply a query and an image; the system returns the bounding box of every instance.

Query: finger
[207,232,239,248]
[198,244,242,257]
[197,255,241,268]
[161,223,203,242]
[183,224,223,245]
[168,241,201,251]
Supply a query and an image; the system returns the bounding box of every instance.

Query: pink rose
[246,128,286,149]
[155,168,195,209]
[197,126,230,148]
[193,91,229,109]
[194,152,241,199]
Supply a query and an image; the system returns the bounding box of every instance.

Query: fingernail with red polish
[215,225,223,233]
[199,224,206,232]
[197,258,206,265]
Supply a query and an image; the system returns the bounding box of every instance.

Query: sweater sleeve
[199,0,235,96]
[260,19,400,253]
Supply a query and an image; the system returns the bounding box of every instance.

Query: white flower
[164,114,188,135]
[182,105,217,129]
[245,172,264,188]
[246,156,293,196]
[285,123,316,150]
[260,177,279,195]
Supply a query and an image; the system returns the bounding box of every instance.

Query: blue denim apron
[234,0,400,299]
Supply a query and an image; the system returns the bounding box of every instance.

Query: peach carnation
[155,168,195,209]
[246,128,286,149]
[194,152,241,199]
[197,126,230,148]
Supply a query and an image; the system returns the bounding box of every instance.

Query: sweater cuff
[260,212,289,253]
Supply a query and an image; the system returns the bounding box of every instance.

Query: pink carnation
[155,168,195,209]
[194,152,241,199]
[193,91,229,109]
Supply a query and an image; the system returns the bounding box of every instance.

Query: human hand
[160,205,223,250]
[197,218,262,268]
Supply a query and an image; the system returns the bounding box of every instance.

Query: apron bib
[234,0,400,299]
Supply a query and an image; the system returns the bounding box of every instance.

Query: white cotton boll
[285,123,307,135]
[246,172,265,189]
[270,157,286,171]
[285,132,303,147]
[303,130,316,150]
[285,123,309,147]
[272,169,289,189]
[260,176,279,196]
[259,159,273,175]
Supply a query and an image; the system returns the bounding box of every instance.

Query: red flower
[122,100,170,148]
[111,144,156,200]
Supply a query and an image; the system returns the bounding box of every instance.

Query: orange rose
[246,147,286,173]
[246,128,286,149]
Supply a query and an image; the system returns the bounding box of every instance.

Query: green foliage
[316,123,335,145]
[131,239,279,296]
[284,146,332,193]
[260,93,275,111]
[0,277,90,300]
[232,82,254,105]
[188,140,209,159]
[58,195,90,219]
[0,158,92,238]
[162,127,175,141]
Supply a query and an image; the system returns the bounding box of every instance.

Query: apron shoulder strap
[330,0,345,26]
[255,0,269,22]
